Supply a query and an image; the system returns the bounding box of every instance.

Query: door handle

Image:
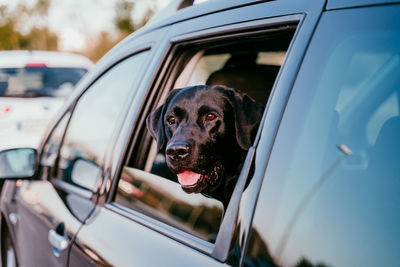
[48,228,69,257]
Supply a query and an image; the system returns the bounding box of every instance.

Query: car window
[113,28,296,244]
[56,51,149,192]
[0,67,87,98]
[246,6,400,267]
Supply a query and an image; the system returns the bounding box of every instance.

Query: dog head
[146,85,263,201]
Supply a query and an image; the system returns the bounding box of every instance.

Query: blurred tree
[115,0,135,34]
[35,0,51,16]
[114,0,155,37]
[25,27,58,51]
[83,1,156,62]
[0,0,58,51]
[84,31,123,63]
[0,5,23,49]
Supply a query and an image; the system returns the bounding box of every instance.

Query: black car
[1,0,400,266]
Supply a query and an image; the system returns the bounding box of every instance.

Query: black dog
[146,85,264,207]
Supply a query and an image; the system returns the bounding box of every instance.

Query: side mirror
[0,148,37,179]
[71,158,102,192]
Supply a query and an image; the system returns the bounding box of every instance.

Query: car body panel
[169,0,324,38]
[326,0,400,10]
[69,205,228,267]
[247,3,400,266]
[14,180,84,266]
[232,3,327,263]
[0,50,93,69]
[66,26,172,266]
[145,0,326,32]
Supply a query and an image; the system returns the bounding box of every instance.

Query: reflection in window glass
[41,112,71,165]
[58,52,149,191]
[247,7,400,267]
[116,167,223,242]
[366,92,399,145]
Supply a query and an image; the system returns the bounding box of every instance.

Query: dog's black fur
[146,85,264,207]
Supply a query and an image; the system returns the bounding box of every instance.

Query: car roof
[326,0,400,9]
[0,50,93,69]
[146,0,302,29]
[104,0,325,61]
[149,0,400,29]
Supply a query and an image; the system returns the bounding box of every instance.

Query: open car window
[112,23,297,246]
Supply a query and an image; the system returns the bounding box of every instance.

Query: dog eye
[167,116,176,125]
[206,113,216,121]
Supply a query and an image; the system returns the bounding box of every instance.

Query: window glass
[247,6,400,267]
[0,67,87,98]
[115,32,295,243]
[57,52,149,191]
[41,112,71,165]
[116,167,223,242]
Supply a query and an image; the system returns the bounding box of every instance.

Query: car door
[245,3,400,267]
[64,27,170,266]
[69,1,325,266]
[10,47,154,266]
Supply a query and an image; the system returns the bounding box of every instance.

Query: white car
[0,50,93,149]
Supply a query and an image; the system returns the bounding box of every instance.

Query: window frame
[105,14,303,261]
[125,19,300,174]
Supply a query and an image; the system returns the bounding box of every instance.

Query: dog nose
[166,142,191,160]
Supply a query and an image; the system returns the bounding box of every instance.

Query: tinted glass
[41,112,71,175]
[246,6,400,267]
[57,52,149,191]
[0,67,87,97]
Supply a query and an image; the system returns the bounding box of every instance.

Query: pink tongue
[177,170,201,186]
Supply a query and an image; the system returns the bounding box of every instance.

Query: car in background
[0,50,93,149]
[0,0,400,266]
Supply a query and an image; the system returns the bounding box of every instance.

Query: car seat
[206,53,279,105]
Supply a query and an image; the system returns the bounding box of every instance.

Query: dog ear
[146,89,181,152]
[226,88,264,151]
[146,104,166,151]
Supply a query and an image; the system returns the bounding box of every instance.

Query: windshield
[0,67,88,98]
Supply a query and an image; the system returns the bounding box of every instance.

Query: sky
[0,0,171,51]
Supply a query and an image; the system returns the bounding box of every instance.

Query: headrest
[206,62,279,104]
